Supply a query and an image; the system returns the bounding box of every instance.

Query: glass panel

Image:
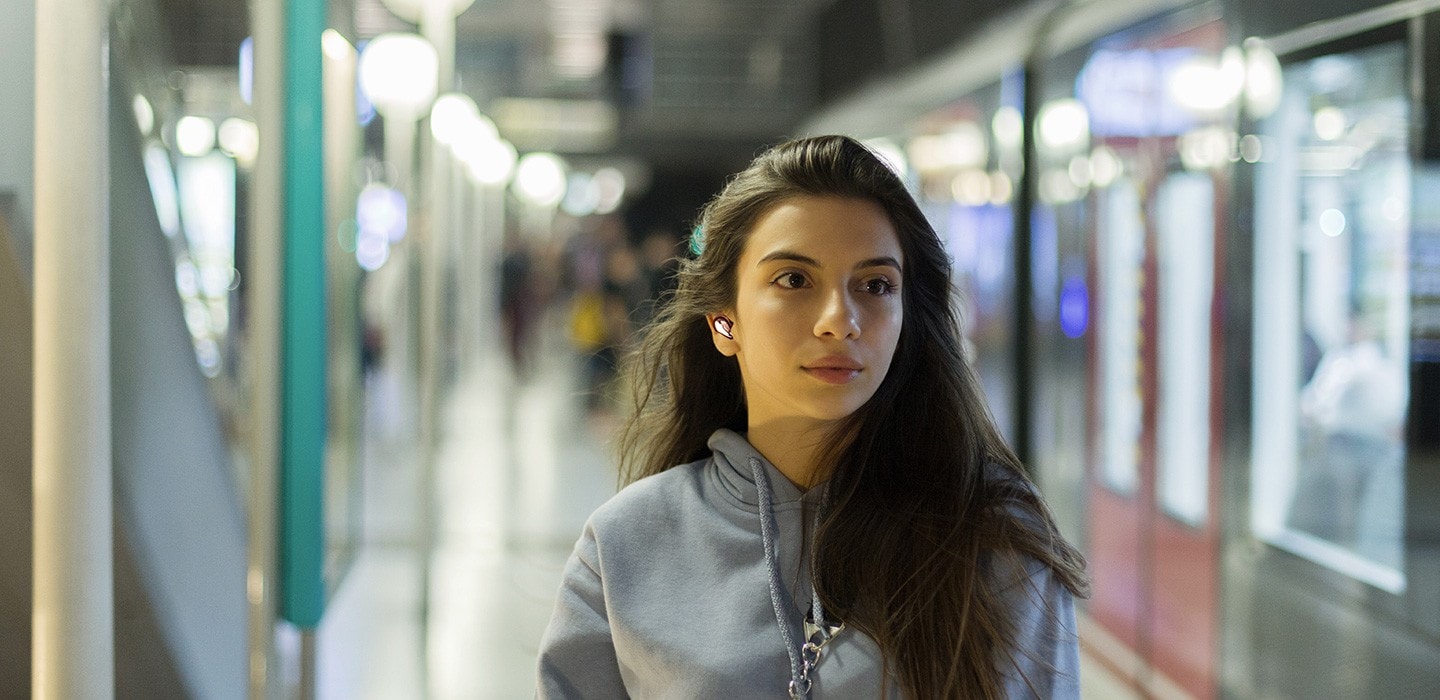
[1155,172,1214,526]
[1252,41,1409,592]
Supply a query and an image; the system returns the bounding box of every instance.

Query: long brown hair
[616,135,1090,697]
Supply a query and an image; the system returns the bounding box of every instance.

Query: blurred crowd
[500,215,682,413]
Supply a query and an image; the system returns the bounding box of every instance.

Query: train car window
[1155,172,1215,526]
[1251,40,1410,593]
[1096,178,1144,496]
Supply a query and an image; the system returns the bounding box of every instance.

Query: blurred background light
[1038,99,1090,153]
[431,93,481,146]
[513,152,568,208]
[218,118,259,168]
[358,33,440,121]
[592,167,626,214]
[357,183,409,243]
[177,116,217,157]
[133,95,154,136]
[863,137,908,177]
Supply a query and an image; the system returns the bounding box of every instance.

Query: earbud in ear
[713,316,734,340]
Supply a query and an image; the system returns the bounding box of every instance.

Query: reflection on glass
[1252,42,1409,592]
[1098,179,1144,495]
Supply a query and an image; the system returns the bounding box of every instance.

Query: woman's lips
[804,367,861,384]
[803,357,864,384]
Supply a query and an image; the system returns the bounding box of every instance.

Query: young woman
[536,135,1090,698]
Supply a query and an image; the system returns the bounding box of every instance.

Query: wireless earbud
[713,316,734,340]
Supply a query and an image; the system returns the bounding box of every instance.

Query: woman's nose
[814,290,861,339]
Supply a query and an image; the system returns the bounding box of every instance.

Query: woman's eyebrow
[757,250,820,267]
[757,251,902,273]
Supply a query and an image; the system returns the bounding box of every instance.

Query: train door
[1223,4,1440,695]
[1040,10,1231,698]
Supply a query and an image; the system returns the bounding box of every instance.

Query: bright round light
[430,93,480,145]
[1239,134,1263,163]
[992,107,1023,152]
[989,171,1013,205]
[357,183,409,243]
[358,33,439,121]
[1038,99,1090,153]
[1089,146,1122,187]
[1319,208,1346,237]
[513,152,567,207]
[1314,107,1346,141]
[176,116,217,156]
[1244,39,1284,118]
[560,172,601,217]
[133,95,154,136]
[950,169,991,206]
[1169,48,1245,114]
[593,167,626,214]
[218,118,259,167]
[379,0,476,23]
[462,137,518,186]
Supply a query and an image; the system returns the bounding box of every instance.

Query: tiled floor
[316,319,1138,699]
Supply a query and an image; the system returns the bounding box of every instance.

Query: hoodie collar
[708,428,823,508]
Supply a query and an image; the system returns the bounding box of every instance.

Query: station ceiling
[153,0,1016,173]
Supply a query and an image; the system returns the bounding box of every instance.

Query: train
[802,0,1440,697]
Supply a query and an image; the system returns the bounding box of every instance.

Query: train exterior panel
[804,0,1440,696]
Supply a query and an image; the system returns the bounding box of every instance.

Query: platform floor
[316,319,1140,699]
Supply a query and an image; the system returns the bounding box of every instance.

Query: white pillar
[245,0,285,696]
[32,0,112,695]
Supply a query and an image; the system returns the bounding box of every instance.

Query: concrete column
[31,0,112,695]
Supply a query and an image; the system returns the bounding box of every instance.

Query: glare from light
[379,0,477,23]
[1169,48,1246,114]
[133,95,154,136]
[431,93,480,145]
[1089,146,1122,187]
[992,107,1023,152]
[560,172,601,217]
[357,184,408,243]
[514,152,568,208]
[908,123,987,173]
[462,138,518,186]
[1382,196,1406,222]
[1243,39,1283,118]
[240,37,254,105]
[176,257,200,298]
[1314,107,1346,141]
[1038,99,1090,153]
[322,29,353,61]
[863,138,908,177]
[1239,134,1263,163]
[1179,126,1235,171]
[1319,208,1346,237]
[989,171,1013,205]
[195,337,221,377]
[593,167,626,214]
[356,232,390,272]
[177,116,217,157]
[950,169,991,206]
[358,33,439,121]
[143,145,182,238]
[218,118,259,167]
[1068,155,1091,188]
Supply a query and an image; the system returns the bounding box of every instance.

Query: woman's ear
[706,313,738,356]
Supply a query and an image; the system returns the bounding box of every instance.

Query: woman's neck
[745,419,834,490]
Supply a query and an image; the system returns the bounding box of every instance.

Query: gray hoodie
[536,429,1080,698]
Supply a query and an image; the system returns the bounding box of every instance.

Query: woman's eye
[862,278,897,296]
[774,272,809,289]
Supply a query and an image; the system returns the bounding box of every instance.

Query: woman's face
[711,195,904,432]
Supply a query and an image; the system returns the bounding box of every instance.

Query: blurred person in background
[536,135,1089,698]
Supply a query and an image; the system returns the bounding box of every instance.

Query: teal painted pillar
[281,0,327,627]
